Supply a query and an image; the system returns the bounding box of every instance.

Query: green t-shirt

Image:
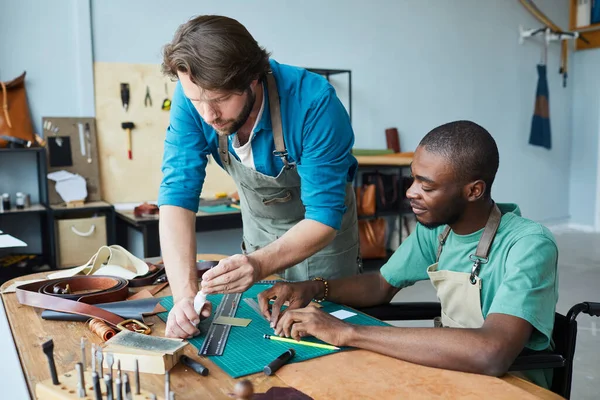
[380,203,558,388]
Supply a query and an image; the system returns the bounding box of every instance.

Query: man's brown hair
[162,15,271,93]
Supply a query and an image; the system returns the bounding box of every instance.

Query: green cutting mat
[158,283,389,378]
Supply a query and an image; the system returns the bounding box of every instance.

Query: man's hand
[274,307,354,347]
[200,254,261,294]
[257,281,320,327]
[165,296,212,339]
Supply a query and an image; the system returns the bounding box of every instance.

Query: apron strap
[474,204,502,259]
[217,72,292,168]
[218,135,230,165]
[435,203,503,284]
[436,226,452,263]
[468,203,502,284]
[266,73,293,169]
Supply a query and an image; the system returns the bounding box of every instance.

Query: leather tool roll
[15,276,142,330]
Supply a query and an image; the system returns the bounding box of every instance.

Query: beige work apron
[427,205,502,328]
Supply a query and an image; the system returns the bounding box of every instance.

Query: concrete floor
[387,230,600,399]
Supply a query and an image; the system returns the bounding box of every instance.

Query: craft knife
[104,373,114,400]
[135,359,140,394]
[96,347,104,378]
[165,370,170,400]
[115,373,122,400]
[92,371,102,400]
[123,373,132,400]
[80,337,86,371]
[75,362,86,398]
[41,339,59,385]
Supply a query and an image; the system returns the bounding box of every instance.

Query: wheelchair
[357,301,600,399]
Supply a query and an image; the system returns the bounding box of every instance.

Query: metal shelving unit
[0,148,50,280]
[0,147,116,275]
[306,68,352,123]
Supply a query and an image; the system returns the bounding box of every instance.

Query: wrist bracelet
[312,277,328,303]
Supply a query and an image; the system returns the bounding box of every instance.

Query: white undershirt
[231,92,265,170]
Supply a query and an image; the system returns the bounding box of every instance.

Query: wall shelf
[569,0,600,50]
[0,204,47,215]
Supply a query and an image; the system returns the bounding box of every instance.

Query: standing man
[159,15,360,339]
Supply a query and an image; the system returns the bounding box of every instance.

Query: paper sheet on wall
[47,170,88,203]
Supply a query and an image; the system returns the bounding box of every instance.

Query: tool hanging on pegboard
[162,82,171,111]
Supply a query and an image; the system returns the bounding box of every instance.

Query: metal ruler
[199,292,242,356]
[256,279,287,285]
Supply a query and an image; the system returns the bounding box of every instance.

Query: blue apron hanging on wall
[529,64,552,150]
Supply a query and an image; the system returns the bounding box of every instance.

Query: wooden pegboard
[93,62,236,204]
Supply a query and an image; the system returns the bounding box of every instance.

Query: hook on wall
[518,25,580,45]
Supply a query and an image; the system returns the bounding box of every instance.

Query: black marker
[263,348,295,376]
[180,355,209,376]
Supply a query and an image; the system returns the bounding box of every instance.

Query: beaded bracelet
[312,277,328,303]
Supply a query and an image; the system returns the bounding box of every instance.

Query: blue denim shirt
[158,59,357,230]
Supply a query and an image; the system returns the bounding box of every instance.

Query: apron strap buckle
[273,150,294,169]
[468,254,488,284]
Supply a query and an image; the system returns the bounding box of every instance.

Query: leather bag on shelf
[0,71,35,148]
[359,218,387,259]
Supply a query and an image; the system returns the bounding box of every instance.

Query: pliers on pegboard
[145,86,152,107]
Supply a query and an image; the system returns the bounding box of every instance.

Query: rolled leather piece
[41,297,162,322]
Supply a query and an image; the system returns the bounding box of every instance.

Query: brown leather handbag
[356,184,376,216]
[0,72,35,148]
[359,218,387,259]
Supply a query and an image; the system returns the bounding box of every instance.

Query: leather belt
[15,276,150,333]
[36,276,129,303]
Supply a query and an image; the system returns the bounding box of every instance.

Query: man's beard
[419,196,467,230]
[213,88,256,136]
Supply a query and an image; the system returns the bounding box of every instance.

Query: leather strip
[15,276,131,328]
[41,297,162,322]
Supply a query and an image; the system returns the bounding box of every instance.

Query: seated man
[258,120,558,389]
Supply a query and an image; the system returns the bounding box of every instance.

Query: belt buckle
[116,319,152,335]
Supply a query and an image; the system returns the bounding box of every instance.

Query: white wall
[569,49,600,229]
[1,0,578,243]
[90,0,574,224]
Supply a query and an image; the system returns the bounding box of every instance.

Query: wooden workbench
[1,254,562,399]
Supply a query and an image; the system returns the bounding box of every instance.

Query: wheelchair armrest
[584,302,600,317]
[356,302,441,321]
[567,301,600,323]
[508,348,566,371]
